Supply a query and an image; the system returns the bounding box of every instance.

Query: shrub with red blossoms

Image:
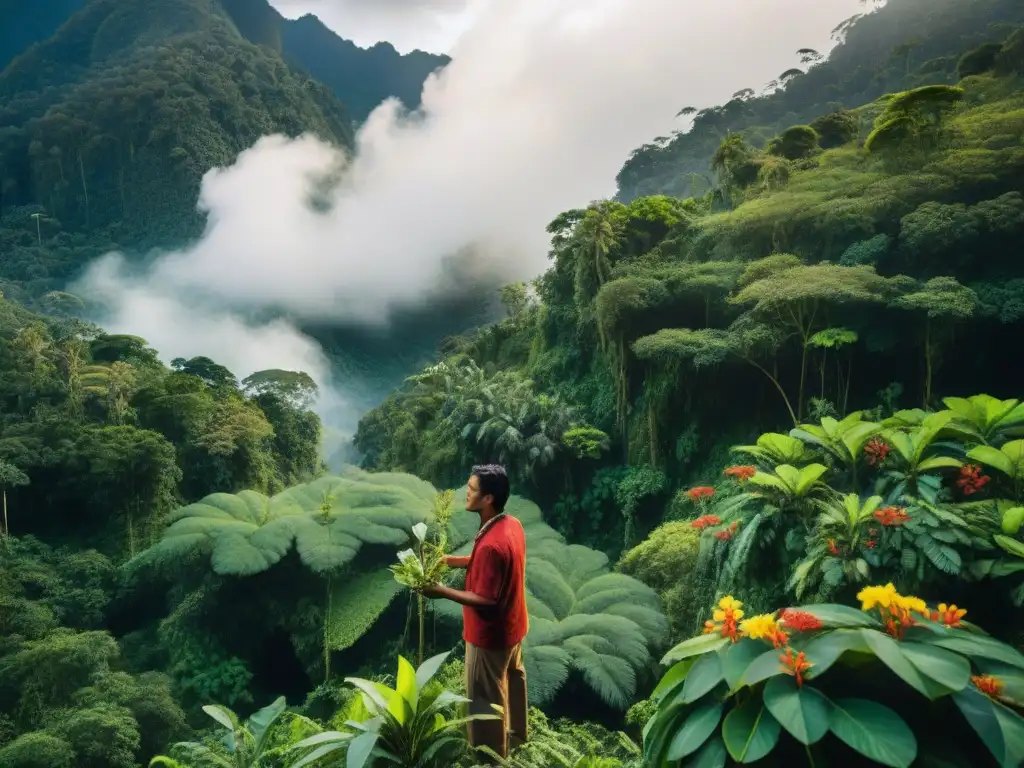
[690,514,722,530]
[957,464,990,495]
[724,465,757,482]
[864,437,890,466]
[874,506,910,526]
[686,486,716,502]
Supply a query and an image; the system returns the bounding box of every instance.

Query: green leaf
[680,735,727,768]
[800,604,881,628]
[682,653,724,704]
[652,659,696,703]
[663,634,730,664]
[900,642,971,692]
[918,456,963,472]
[396,656,418,712]
[829,698,917,767]
[666,701,724,760]
[722,695,782,762]
[923,631,1024,671]
[201,704,236,731]
[1002,507,1024,535]
[860,630,949,699]
[346,731,379,768]
[762,675,830,745]
[721,639,765,690]
[800,629,869,679]
[994,535,1024,559]
[953,685,1024,768]
[415,651,451,692]
[967,444,1015,477]
[738,650,786,689]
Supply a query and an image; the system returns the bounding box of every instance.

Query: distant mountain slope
[1,0,450,125]
[615,0,1024,201]
[279,14,449,123]
[0,0,354,251]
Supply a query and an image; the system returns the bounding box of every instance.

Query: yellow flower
[740,614,780,640]
[857,583,898,611]
[713,596,744,622]
[894,594,927,616]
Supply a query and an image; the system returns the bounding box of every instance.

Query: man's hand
[419,583,445,599]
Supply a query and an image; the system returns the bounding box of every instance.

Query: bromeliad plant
[286,651,497,768]
[643,588,1024,768]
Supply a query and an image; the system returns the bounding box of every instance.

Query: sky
[268,0,480,53]
[76,0,870,432]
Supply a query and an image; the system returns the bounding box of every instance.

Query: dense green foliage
[616,0,1024,201]
[4,1,1024,766]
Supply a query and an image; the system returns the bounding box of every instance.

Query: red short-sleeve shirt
[463,515,529,650]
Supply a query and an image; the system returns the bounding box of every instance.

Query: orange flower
[778,609,824,633]
[687,486,717,502]
[874,506,910,526]
[930,603,967,628]
[724,465,757,482]
[780,647,813,686]
[972,674,1004,699]
[690,514,722,530]
[828,539,840,555]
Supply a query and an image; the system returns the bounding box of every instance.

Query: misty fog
[74,0,867,435]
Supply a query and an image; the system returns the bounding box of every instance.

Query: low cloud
[269,0,477,53]
[76,0,866,431]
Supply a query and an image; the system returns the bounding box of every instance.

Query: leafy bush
[643,587,1024,767]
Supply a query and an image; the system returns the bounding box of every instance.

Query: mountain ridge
[0,0,450,123]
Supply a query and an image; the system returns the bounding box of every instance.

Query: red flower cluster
[687,486,716,502]
[724,465,757,482]
[778,609,824,633]
[957,464,990,496]
[828,538,840,555]
[714,521,740,541]
[690,514,722,530]
[864,437,890,466]
[874,506,910,527]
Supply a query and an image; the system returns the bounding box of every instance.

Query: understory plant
[686,393,1024,606]
[286,651,496,768]
[643,588,1024,767]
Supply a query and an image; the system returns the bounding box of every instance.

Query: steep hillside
[0,0,450,124]
[616,0,1024,201]
[0,0,354,275]
[279,14,449,123]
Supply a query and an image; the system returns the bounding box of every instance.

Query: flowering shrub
[642,587,1024,767]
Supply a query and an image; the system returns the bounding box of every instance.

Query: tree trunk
[324,576,333,682]
[2,487,8,546]
[924,319,933,409]
[78,151,90,227]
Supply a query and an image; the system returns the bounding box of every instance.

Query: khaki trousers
[465,642,528,762]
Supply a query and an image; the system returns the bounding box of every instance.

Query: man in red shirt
[420,464,529,763]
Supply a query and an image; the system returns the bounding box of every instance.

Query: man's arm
[424,543,505,607]
[445,554,472,569]
[420,583,496,608]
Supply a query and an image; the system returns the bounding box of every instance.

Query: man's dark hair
[472,464,510,511]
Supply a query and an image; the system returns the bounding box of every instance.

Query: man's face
[466,474,489,513]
